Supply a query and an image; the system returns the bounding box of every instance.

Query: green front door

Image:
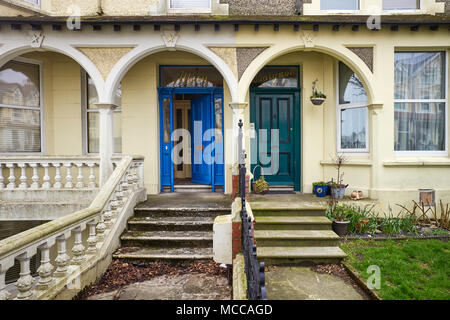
[251,90,300,190]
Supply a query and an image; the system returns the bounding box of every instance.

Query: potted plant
[330,154,348,200]
[329,203,351,237]
[312,181,328,197]
[252,165,269,194]
[310,79,326,106]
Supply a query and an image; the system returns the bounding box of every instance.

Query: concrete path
[265,266,365,300]
[87,273,231,300]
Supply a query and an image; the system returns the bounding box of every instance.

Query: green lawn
[341,239,450,300]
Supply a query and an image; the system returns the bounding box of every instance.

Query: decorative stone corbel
[300,31,315,49]
[162,31,180,51]
[30,31,44,48]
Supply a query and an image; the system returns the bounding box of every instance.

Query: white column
[18,163,28,189]
[96,103,118,187]
[30,163,40,189]
[229,102,248,170]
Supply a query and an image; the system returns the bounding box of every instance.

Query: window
[0,59,42,153]
[169,0,210,9]
[84,73,122,154]
[337,62,369,152]
[321,0,359,10]
[383,0,420,10]
[394,52,447,154]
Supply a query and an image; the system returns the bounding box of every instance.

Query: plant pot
[313,185,329,197]
[331,186,347,200]
[332,221,350,237]
[310,97,326,106]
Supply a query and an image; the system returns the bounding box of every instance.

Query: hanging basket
[310,97,326,106]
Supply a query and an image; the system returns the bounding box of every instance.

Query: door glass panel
[214,97,222,131]
[163,98,171,143]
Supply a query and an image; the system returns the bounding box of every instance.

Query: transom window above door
[321,0,359,10]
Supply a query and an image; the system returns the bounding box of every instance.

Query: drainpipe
[296,0,302,15]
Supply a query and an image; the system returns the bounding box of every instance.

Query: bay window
[394,52,447,154]
[83,73,122,154]
[0,59,42,153]
[321,0,359,10]
[383,0,420,10]
[337,62,369,153]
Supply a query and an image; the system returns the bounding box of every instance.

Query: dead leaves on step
[76,260,227,300]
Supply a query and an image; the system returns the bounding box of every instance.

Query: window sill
[320,160,372,167]
[383,159,450,167]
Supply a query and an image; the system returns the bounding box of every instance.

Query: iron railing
[238,119,267,300]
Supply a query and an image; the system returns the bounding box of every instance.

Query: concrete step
[128,216,214,232]
[257,246,347,265]
[113,247,213,263]
[252,207,326,217]
[134,207,230,218]
[254,230,340,247]
[120,230,213,248]
[255,216,332,230]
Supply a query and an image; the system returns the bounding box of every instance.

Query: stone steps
[253,207,326,217]
[255,216,332,230]
[253,206,346,264]
[128,217,214,232]
[120,230,213,248]
[254,230,340,247]
[257,246,347,265]
[113,247,213,263]
[115,204,229,263]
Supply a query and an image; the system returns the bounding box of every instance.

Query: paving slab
[265,266,365,300]
[87,273,231,300]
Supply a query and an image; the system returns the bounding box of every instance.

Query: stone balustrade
[0,157,105,190]
[0,155,145,300]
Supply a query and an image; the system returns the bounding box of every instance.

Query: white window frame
[320,0,360,13]
[394,50,448,157]
[0,57,45,155]
[81,70,122,155]
[336,62,370,154]
[382,0,422,13]
[167,0,212,14]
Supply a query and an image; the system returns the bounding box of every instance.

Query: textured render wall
[221,0,297,16]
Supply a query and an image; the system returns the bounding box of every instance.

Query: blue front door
[191,95,212,185]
